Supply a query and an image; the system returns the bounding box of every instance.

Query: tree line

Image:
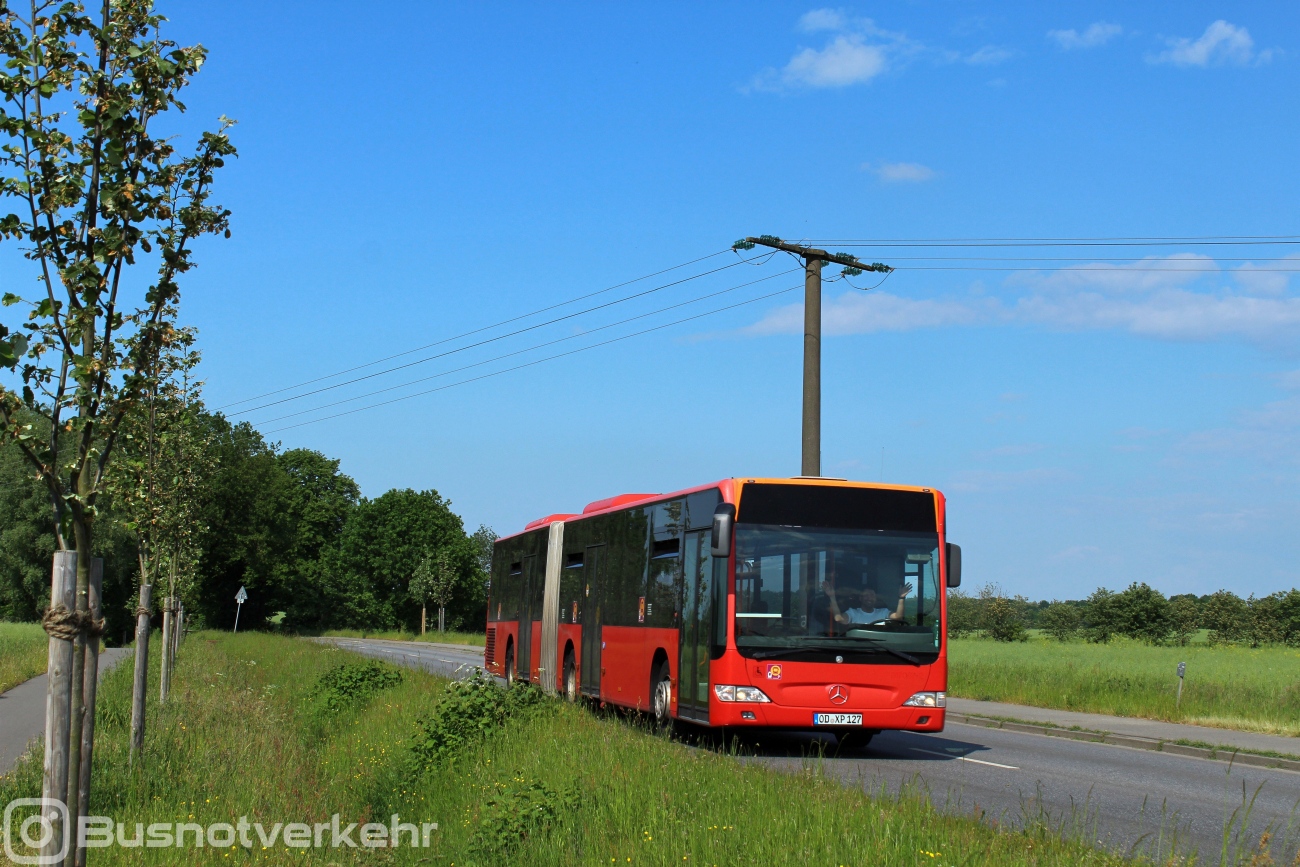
[0,407,495,643]
[952,582,1300,646]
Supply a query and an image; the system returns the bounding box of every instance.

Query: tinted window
[738,484,936,533]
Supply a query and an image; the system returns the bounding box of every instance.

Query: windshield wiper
[749,643,922,665]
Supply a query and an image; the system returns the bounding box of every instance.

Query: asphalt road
[319,638,1300,861]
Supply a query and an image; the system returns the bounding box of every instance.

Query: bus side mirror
[946,543,962,588]
[710,505,735,558]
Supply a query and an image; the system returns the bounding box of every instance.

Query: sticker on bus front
[765,664,782,680]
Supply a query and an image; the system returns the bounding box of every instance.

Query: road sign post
[234,586,248,633]
[1176,661,1186,708]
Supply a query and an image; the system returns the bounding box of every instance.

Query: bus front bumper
[706,703,946,732]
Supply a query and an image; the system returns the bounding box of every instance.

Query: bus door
[677,529,712,720]
[580,545,605,696]
[518,554,537,682]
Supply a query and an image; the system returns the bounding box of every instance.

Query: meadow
[1,632,1151,866]
[949,636,1300,736]
[0,621,48,693]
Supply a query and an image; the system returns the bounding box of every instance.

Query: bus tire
[563,648,578,703]
[504,643,516,687]
[651,660,672,729]
[835,730,875,754]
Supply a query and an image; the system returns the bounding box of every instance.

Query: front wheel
[835,730,875,755]
[651,661,673,729]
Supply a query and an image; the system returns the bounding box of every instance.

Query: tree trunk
[73,559,103,867]
[41,550,77,865]
[421,604,426,636]
[439,606,445,634]
[130,584,152,764]
[159,598,172,703]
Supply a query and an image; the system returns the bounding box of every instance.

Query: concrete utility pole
[734,236,892,476]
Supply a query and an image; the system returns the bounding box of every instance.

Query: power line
[246,269,799,426]
[802,239,1300,249]
[801,234,1300,244]
[263,284,802,434]
[232,256,792,416]
[892,265,1300,272]
[216,248,734,410]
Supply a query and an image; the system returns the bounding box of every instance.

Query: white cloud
[798,8,847,33]
[965,45,1012,65]
[782,36,887,87]
[736,255,1300,347]
[1049,22,1123,50]
[869,161,936,183]
[744,291,987,336]
[1149,20,1271,67]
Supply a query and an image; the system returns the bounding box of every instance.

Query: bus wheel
[835,730,875,754]
[504,644,516,687]
[651,661,672,729]
[563,650,578,702]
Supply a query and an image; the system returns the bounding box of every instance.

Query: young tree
[1168,594,1200,646]
[410,547,461,634]
[0,2,233,850]
[1040,601,1081,642]
[944,588,979,637]
[978,583,1028,642]
[1082,587,1118,643]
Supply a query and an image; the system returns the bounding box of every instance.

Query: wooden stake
[130,584,152,764]
[73,559,103,867]
[41,550,77,865]
[159,597,172,703]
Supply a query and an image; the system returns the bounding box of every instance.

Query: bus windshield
[733,524,942,660]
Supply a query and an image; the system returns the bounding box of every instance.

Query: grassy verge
[318,627,485,646]
[950,636,1300,736]
[0,621,47,693]
[2,632,1146,865]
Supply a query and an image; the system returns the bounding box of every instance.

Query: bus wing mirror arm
[711,505,736,558]
[946,543,962,588]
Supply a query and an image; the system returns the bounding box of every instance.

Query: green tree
[1082,587,1119,643]
[945,588,979,637]
[1112,582,1172,644]
[1201,589,1248,644]
[1168,594,1200,646]
[327,489,475,632]
[1040,601,1081,642]
[275,448,360,630]
[410,547,462,634]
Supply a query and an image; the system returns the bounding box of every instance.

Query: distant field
[0,622,47,693]
[319,627,485,646]
[949,636,1300,736]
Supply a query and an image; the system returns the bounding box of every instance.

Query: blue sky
[20,3,1300,601]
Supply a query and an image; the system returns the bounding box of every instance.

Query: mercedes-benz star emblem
[827,684,849,705]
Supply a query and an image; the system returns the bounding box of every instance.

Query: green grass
[318,627,485,646]
[1,633,1157,866]
[0,621,47,693]
[950,636,1300,736]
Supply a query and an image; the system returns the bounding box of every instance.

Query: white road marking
[910,746,1019,770]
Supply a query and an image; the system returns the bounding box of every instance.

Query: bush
[946,589,979,637]
[410,670,545,769]
[469,777,578,858]
[1040,602,1080,642]
[312,660,403,713]
[978,584,1027,643]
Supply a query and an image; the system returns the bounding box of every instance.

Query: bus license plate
[813,713,862,726]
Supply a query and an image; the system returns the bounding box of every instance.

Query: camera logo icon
[4,797,69,865]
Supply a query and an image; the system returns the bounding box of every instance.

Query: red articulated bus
[483,477,961,750]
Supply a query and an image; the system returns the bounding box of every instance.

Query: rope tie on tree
[134,605,152,618]
[41,605,106,640]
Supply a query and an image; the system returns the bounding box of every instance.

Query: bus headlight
[902,691,946,708]
[714,685,771,703]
